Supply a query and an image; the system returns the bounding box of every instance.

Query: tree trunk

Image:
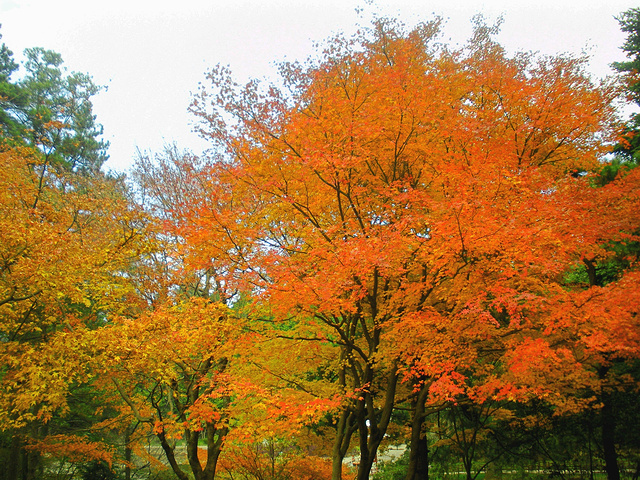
[7,435,20,480]
[331,351,359,480]
[202,424,227,480]
[601,394,620,480]
[356,423,375,480]
[406,386,430,480]
[186,430,204,480]
[598,366,620,480]
[355,367,399,480]
[125,427,132,480]
[332,407,357,480]
[157,430,190,480]
[406,434,429,480]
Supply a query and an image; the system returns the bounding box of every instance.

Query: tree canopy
[1,11,639,480]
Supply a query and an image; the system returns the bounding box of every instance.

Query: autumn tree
[130,144,236,305]
[0,142,149,479]
[180,14,640,480]
[0,41,139,477]
[88,297,239,480]
[123,144,343,478]
[386,19,640,480]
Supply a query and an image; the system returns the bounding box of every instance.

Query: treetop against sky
[0,0,635,171]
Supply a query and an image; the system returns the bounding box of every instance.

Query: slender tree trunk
[355,367,399,480]
[124,447,132,480]
[157,430,190,480]
[331,446,344,480]
[598,366,620,480]
[588,413,595,480]
[124,426,132,480]
[20,448,34,480]
[356,420,374,480]
[20,448,28,480]
[7,435,20,480]
[202,424,227,480]
[270,439,276,479]
[584,263,621,480]
[186,430,204,480]
[332,351,359,480]
[406,386,430,480]
[332,407,357,480]
[464,459,473,480]
[601,394,620,480]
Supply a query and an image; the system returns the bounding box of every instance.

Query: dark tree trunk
[597,365,620,480]
[355,367,398,480]
[157,430,190,480]
[124,427,132,480]
[332,407,357,480]
[7,435,21,480]
[11,430,41,480]
[601,394,620,480]
[331,350,359,480]
[587,265,621,480]
[201,423,227,480]
[412,433,430,480]
[406,385,429,480]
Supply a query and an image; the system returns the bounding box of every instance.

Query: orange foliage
[24,434,114,466]
[217,441,334,480]
[182,16,637,478]
[2,13,628,480]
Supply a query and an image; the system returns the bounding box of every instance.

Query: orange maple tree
[182,15,640,480]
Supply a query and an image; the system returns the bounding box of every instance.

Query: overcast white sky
[0,0,637,172]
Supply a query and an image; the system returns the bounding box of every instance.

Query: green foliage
[78,461,117,480]
[593,157,639,187]
[17,48,109,172]
[0,29,17,81]
[372,449,409,480]
[613,8,640,104]
[564,238,640,287]
[565,259,625,287]
[0,35,108,173]
[613,8,640,165]
[0,26,23,140]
